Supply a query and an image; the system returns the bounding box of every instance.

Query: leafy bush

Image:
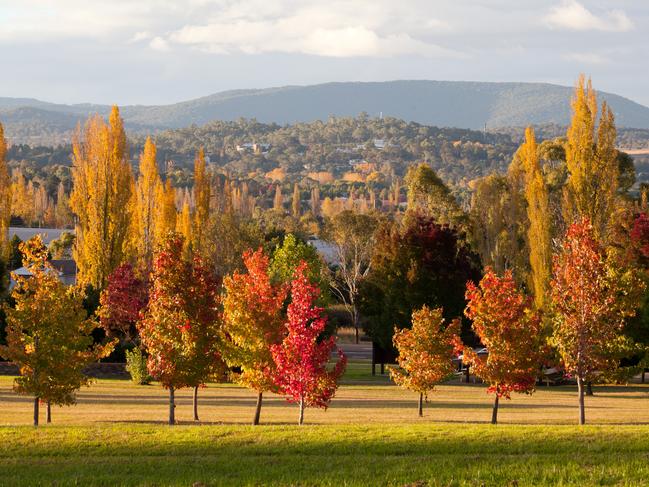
[125,348,151,385]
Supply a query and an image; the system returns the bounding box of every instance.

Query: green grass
[3,423,649,486]
[3,362,649,486]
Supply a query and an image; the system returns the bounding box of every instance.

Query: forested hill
[3,80,649,145]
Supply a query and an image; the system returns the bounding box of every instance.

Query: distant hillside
[2,80,649,144]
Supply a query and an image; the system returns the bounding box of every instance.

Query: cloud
[545,1,633,32]
[149,36,170,51]
[169,21,461,58]
[130,31,152,43]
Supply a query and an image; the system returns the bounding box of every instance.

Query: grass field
[2,361,649,485]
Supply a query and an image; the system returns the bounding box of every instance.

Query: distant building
[9,227,70,245]
[9,259,77,290]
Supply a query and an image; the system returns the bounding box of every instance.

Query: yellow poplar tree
[521,127,551,309]
[192,148,210,255]
[292,183,300,217]
[0,123,10,259]
[132,137,161,270]
[563,76,619,241]
[154,179,177,245]
[70,106,135,289]
[177,199,192,256]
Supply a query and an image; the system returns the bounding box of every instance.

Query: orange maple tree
[464,267,544,424]
[391,306,462,417]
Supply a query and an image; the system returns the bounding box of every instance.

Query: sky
[1,0,647,106]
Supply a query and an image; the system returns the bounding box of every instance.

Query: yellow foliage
[70,106,135,289]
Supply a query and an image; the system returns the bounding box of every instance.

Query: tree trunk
[169,387,175,425]
[353,305,360,344]
[418,393,423,417]
[46,401,51,424]
[253,392,263,425]
[491,395,499,425]
[33,397,39,427]
[577,376,586,425]
[298,397,305,425]
[586,382,593,396]
[193,386,199,422]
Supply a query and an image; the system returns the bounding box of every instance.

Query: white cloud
[165,1,459,58]
[149,36,170,51]
[130,31,152,43]
[545,1,633,32]
[169,21,460,58]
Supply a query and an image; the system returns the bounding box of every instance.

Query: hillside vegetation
[3,80,649,145]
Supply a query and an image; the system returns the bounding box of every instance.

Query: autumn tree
[324,210,378,343]
[292,183,300,217]
[405,163,467,230]
[154,179,177,245]
[464,268,544,424]
[563,76,619,241]
[0,236,113,425]
[98,263,149,343]
[177,199,192,256]
[360,215,481,350]
[551,220,638,425]
[132,137,161,270]
[521,127,552,309]
[273,185,283,211]
[221,248,287,424]
[70,106,134,289]
[391,306,461,416]
[0,123,10,261]
[192,148,211,256]
[137,233,222,424]
[271,263,347,425]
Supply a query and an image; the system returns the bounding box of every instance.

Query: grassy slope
[2,364,649,486]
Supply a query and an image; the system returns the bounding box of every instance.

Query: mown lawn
[3,423,649,486]
[2,363,649,485]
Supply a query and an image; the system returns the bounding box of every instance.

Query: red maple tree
[271,262,347,425]
[464,267,544,424]
[138,233,223,424]
[551,219,637,425]
[98,263,149,343]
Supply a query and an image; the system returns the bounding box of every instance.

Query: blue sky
[1,0,647,106]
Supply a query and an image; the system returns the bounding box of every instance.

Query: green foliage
[270,233,330,304]
[125,348,151,385]
[0,236,114,409]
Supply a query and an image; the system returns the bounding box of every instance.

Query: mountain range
[3,80,649,145]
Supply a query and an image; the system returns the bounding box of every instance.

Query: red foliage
[631,212,649,260]
[464,268,543,398]
[271,262,347,411]
[138,234,223,390]
[98,263,149,341]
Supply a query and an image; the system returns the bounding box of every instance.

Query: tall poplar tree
[521,127,551,309]
[70,106,134,289]
[0,123,10,260]
[292,183,300,217]
[192,148,211,255]
[133,137,161,271]
[154,179,177,245]
[563,76,619,241]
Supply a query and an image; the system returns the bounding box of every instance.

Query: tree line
[0,76,648,427]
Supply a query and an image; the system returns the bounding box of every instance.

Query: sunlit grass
[2,362,649,485]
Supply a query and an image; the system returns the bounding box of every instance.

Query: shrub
[125,348,151,385]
